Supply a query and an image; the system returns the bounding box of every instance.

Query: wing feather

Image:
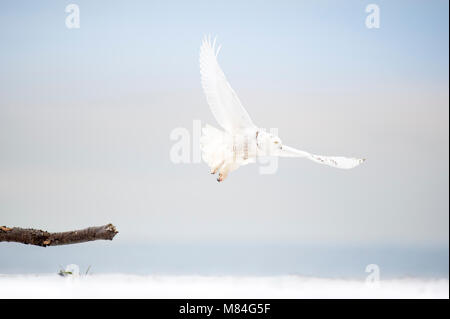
[280,145,365,169]
[200,37,256,133]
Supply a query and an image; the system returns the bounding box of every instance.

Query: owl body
[200,124,260,181]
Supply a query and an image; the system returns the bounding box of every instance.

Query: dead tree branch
[0,224,118,247]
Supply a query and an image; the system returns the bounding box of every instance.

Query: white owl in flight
[199,36,365,182]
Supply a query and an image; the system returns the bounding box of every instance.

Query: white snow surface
[0,274,448,299]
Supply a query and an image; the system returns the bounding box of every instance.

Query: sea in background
[1,242,447,279]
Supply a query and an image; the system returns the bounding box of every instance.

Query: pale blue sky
[0,1,448,276]
[0,0,448,99]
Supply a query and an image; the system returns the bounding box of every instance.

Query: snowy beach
[0,274,448,299]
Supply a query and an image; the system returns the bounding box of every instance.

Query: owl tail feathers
[200,124,229,173]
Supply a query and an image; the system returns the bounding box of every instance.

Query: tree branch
[0,224,118,247]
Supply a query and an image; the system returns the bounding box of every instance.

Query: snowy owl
[199,36,365,182]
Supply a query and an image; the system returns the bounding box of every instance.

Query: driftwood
[0,224,118,247]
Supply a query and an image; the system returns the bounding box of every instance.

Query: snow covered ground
[0,274,448,299]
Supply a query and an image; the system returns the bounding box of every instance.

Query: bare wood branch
[0,224,118,247]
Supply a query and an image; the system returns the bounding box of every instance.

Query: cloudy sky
[0,0,448,276]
